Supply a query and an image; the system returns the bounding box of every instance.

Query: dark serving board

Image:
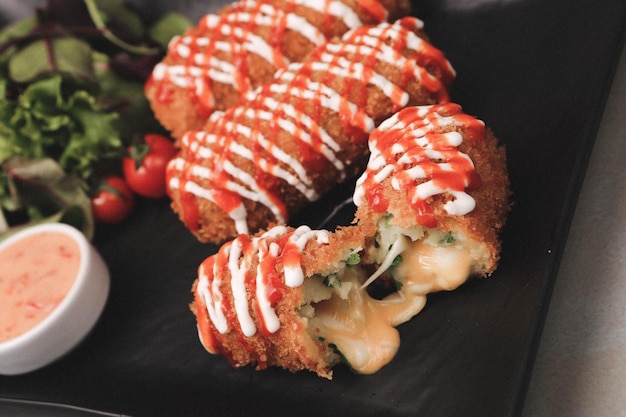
[1,0,625,416]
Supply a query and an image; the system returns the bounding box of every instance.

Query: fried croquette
[167,17,456,244]
[353,103,511,292]
[191,103,511,378]
[145,0,411,140]
[191,224,369,379]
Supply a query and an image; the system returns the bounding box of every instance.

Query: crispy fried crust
[191,225,366,378]
[191,104,511,378]
[146,0,411,140]
[354,104,511,275]
[167,18,455,244]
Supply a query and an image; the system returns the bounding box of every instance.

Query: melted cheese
[309,269,402,374]
[195,222,476,375]
[392,238,473,293]
[308,234,474,373]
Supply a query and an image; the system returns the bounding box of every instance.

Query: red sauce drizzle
[167,156,200,231]
[144,74,173,105]
[255,239,284,337]
[362,103,485,227]
[195,256,224,355]
[195,226,315,368]
[365,182,389,213]
[278,232,303,272]
[148,0,400,120]
[235,237,267,366]
[168,19,455,232]
[357,0,388,22]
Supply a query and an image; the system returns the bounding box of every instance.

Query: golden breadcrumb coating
[190,104,511,378]
[353,104,511,275]
[146,0,411,140]
[191,225,366,378]
[167,18,455,244]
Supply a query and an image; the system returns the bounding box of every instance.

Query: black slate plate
[1,1,625,416]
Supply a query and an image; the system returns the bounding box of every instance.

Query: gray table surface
[522,45,626,417]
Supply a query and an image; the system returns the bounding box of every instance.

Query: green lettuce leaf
[0,157,94,240]
[93,51,163,137]
[149,12,193,49]
[0,75,122,184]
[8,37,96,84]
[0,1,191,238]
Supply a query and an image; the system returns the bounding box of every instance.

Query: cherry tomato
[123,134,177,198]
[91,176,135,224]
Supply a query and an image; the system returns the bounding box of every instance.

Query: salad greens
[0,0,191,239]
[0,75,121,184]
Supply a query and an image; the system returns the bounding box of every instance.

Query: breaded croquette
[191,224,369,379]
[145,0,411,140]
[353,103,510,297]
[191,103,511,378]
[167,18,455,244]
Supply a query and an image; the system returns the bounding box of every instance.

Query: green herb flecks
[345,251,361,272]
[439,231,455,245]
[323,274,341,289]
[346,252,361,266]
[328,343,352,371]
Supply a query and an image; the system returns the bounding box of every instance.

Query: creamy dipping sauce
[0,230,81,342]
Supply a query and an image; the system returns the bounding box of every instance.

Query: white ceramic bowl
[0,223,110,375]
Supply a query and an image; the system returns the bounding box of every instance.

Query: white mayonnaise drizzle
[150,0,380,98]
[353,104,480,219]
[168,20,440,234]
[197,252,228,334]
[198,225,329,336]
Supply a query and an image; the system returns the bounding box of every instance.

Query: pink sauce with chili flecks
[0,231,80,342]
